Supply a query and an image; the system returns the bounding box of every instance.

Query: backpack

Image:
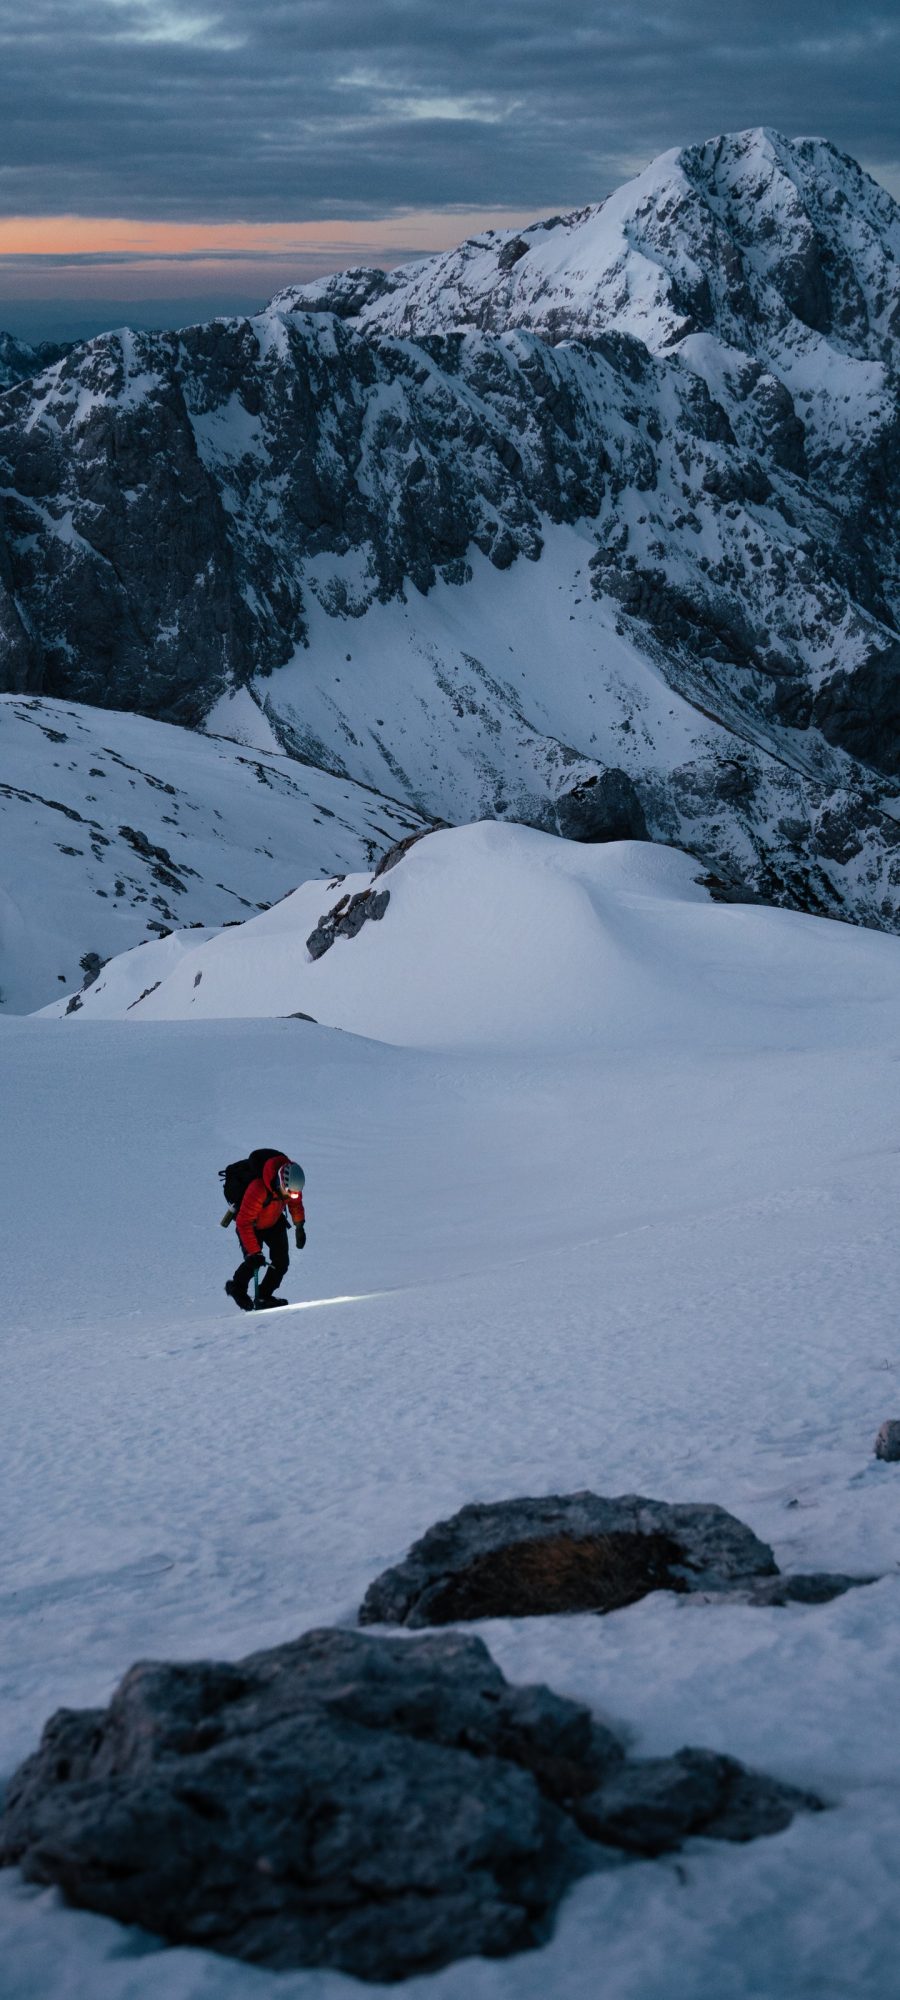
[219,1148,282,1213]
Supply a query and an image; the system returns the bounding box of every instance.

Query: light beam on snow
[263,1292,381,1311]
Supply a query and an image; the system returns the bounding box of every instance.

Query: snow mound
[42,821,900,1052]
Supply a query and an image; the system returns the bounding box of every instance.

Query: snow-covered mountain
[2,129,900,935]
[0,331,72,389]
[0,692,429,1012]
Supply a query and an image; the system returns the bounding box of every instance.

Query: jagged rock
[0,1625,820,1979]
[373,825,441,878]
[0,331,72,389]
[811,644,900,778]
[553,769,648,843]
[78,951,106,991]
[307,886,390,960]
[576,1747,821,1856]
[0,1628,599,1976]
[358,1493,778,1627]
[498,237,530,273]
[875,1419,900,1462]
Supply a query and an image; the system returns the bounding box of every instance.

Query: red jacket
[236,1153,305,1256]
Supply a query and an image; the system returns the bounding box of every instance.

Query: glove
[295,1223,306,1250]
[246,1252,266,1273]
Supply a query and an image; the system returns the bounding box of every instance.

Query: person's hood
[261,1153,288,1195]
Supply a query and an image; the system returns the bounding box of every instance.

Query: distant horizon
[0,206,562,345]
[3,136,900,350]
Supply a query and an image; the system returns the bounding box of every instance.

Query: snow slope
[0,693,430,1012]
[208,521,900,936]
[40,822,900,1056]
[5,825,900,1996]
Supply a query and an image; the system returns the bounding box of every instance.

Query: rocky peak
[0,331,73,391]
[280,129,900,364]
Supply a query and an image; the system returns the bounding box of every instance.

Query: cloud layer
[1,0,898,222]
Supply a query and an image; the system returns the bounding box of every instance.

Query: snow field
[4,831,900,1997]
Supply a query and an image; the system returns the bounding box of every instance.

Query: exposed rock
[875,1419,900,1462]
[811,644,900,778]
[306,886,390,960]
[0,1628,599,1978]
[0,1625,820,1980]
[359,1493,877,1627]
[498,237,531,273]
[358,1492,778,1627]
[373,825,441,878]
[0,331,72,390]
[78,951,107,991]
[744,1573,877,1606]
[553,769,648,844]
[576,1747,821,1856]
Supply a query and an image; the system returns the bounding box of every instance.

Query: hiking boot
[256,1296,288,1309]
[225,1279,253,1313]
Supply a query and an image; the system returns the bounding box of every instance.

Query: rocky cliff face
[0,332,72,389]
[282,128,900,780]
[1,129,899,927]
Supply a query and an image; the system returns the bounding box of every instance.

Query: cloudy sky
[1,0,897,339]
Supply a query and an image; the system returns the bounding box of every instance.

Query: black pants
[233,1217,289,1303]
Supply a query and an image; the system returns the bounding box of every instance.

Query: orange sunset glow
[0,210,552,259]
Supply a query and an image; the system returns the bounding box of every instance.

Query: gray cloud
[0,0,897,222]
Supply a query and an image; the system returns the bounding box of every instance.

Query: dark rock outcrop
[358,1492,875,1626]
[875,1419,900,1462]
[307,885,390,960]
[0,1625,819,1980]
[0,331,72,390]
[553,769,648,844]
[373,825,441,878]
[78,951,107,991]
[577,1747,820,1856]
